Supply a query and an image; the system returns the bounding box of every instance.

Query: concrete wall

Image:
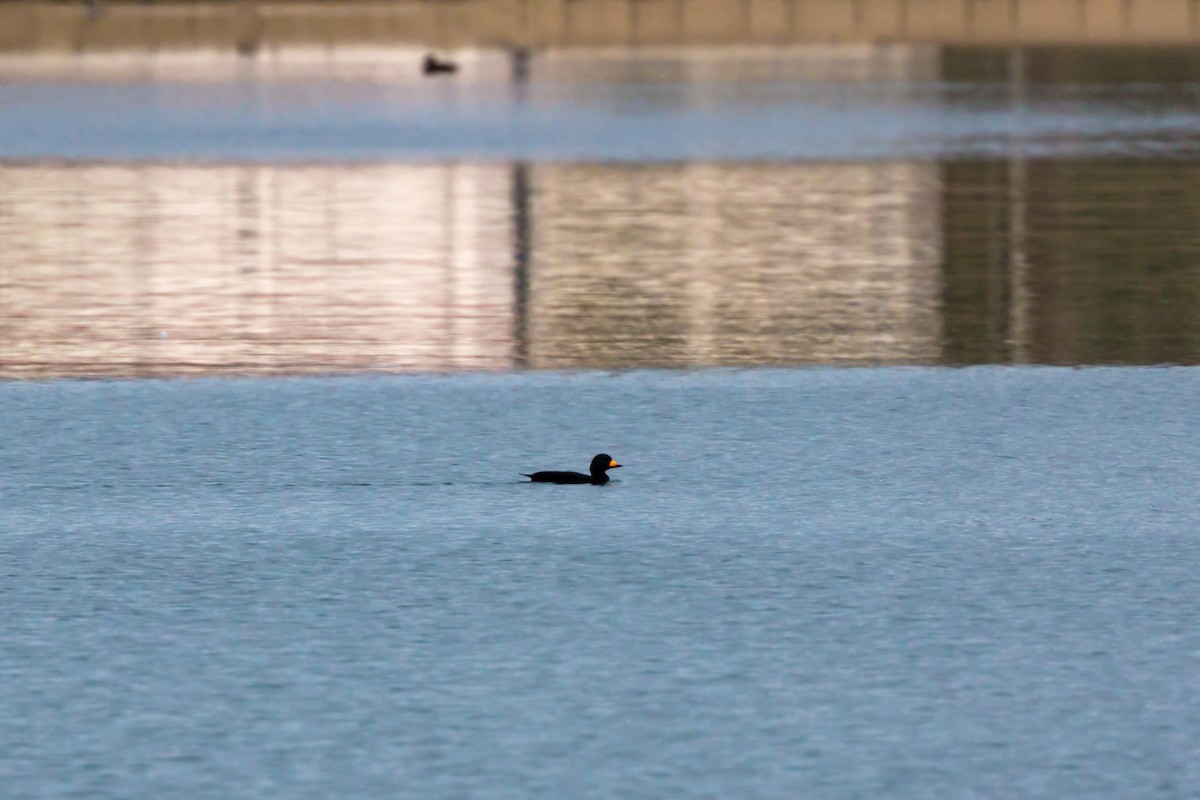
[2,0,1200,53]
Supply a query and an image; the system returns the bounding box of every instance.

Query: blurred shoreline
[3,0,1200,53]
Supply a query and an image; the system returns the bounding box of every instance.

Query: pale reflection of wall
[528,161,941,368]
[0,46,515,84]
[529,42,940,86]
[0,164,514,378]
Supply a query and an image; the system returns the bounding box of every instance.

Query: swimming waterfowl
[522,454,622,485]
[422,54,458,75]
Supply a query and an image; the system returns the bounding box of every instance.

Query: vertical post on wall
[234,0,261,57]
[517,0,529,47]
[434,0,447,50]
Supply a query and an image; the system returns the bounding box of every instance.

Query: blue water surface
[3,367,1199,798]
[3,50,1200,161]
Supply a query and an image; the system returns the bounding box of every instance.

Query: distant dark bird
[522,454,622,485]
[422,54,458,76]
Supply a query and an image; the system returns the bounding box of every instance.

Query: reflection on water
[5,157,1200,376]
[1,164,514,375]
[5,45,1200,375]
[528,162,942,368]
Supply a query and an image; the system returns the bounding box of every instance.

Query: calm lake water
[3,369,1200,799]
[4,44,1200,798]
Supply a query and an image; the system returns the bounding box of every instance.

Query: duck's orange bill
[609,460,622,468]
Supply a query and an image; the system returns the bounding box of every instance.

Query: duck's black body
[422,54,458,75]
[524,471,596,485]
[523,454,622,485]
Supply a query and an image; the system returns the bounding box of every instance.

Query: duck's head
[590,453,621,475]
